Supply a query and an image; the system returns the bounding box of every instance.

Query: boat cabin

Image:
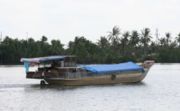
[20,55,87,79]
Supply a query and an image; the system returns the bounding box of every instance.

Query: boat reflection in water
[20,55,154,85]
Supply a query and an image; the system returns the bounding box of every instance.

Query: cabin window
[72,69,76,73]
[64,62,76,67]
[60,61,64,67]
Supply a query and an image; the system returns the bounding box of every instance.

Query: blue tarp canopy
[21,55,73,63]
[81,62,143,74]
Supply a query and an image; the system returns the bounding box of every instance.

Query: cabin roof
[20,55,75,63]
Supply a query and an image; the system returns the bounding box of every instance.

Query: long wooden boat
[20,55,154,85]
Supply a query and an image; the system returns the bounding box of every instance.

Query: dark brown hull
[45,70,148,86]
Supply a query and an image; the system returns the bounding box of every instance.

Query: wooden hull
[44,70,148,86]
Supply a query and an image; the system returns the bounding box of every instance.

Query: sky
[0,0,180,45]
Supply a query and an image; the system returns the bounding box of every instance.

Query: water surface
[0,64,180,111]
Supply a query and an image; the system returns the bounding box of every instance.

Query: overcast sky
[0,0,180,44]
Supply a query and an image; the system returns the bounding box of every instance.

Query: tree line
[0,26,180,65]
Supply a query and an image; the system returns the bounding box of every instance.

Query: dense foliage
[0,27,180,64]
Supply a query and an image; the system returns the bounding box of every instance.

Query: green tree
[129,30,140,47]
[67,36,100,63]
[50,40,64,55]
[176,33,180,47]
[108,26,121,51]
[121,31,130,56]
[140,28,152,57]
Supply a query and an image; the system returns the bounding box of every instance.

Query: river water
[0,64,180,111]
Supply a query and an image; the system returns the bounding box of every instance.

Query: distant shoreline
[1,27,180,64]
